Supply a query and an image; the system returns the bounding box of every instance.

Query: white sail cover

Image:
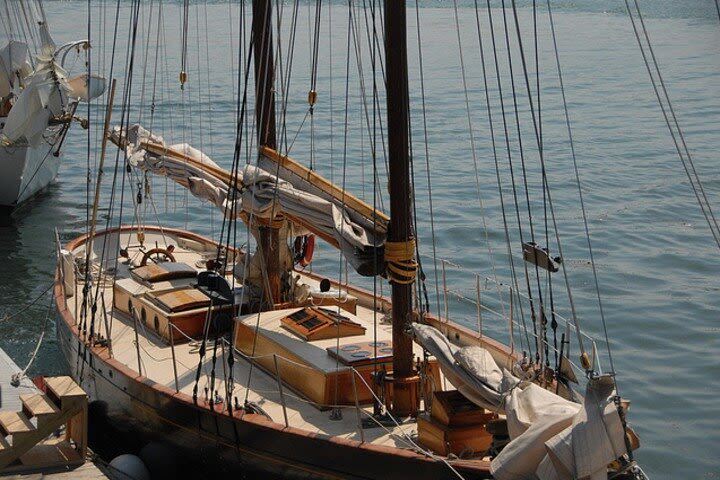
[113,125,385,273]
[0,41,32,99]
[412,324,628,480]
[66,73,106,102]
[0,57,71,146]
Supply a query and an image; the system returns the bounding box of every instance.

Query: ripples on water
[0,2,717,478]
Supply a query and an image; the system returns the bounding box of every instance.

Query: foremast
[252,0,281,305]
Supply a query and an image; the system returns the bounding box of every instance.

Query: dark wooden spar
[384,1,419,417]
[252,0,281,305]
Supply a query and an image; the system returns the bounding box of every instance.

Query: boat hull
[55,317,492,480]
[0,121,62,207]
[54,227,493,480]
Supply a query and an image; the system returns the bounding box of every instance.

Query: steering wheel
[140,247,177,266]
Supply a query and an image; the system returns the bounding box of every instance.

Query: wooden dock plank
[20,394,59,418]
[44,377,86,401]
[0,411,35,435]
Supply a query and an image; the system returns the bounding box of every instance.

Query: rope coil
[384,239,418,284]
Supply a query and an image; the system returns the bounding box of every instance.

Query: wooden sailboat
[0,1,104,209]
[54,2,648,479]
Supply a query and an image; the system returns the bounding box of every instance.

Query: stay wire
[474,0,532,354]
[501,0,549,366]
[545,0,610,379]
[351,0,387,214]
[413,1,442,318]
[625,0,720,251]
[484,0,539,361]
[12,287,55,386]
[507,0,589,362]
[451,0,507,335]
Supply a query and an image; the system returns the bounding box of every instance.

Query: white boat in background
[0,4,104,209]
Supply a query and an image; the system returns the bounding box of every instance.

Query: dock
[0,347,112,478]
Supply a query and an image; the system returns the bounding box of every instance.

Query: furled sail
[413,324,629,480]
[0,41,32,99]
[112,124,386,276]
[0,56,71,145]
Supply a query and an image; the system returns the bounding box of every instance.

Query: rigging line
[451,0,507,330]
[86,0,92,237]
[12,287,54,386]
[233,13,268,407]
[716,0,720,22]
[277,0,301,155]
[368,0,382,397]
[501,1,549,366]
[216,42,252,270]
[338,1,354,307]
[180,0,190,89]
[228,1,237,100]
[310,0,322,94]
[193,2,207,168]
[402,16,424,313]
[353,1,369,203]
[351,0,387,214]
[503,0,560,370]
[507,0,588,362]
[137,0,155,125]
[82,0,142,380]
[484,0,539,360]
[361,0,390,201]
[148,1,163,134]
[0,282,53,323]
[78,0,122,351]
[202,0,215,159]
[107,0,141,277]
[17,0,38,57]
[531,0,556,368]
[328,2,334,184]
[219,2,255,282]
[506,1,563,369]
[531,0,557,368]
[472,1,531,354]
[543,0,607,377]
[308,0,322,170]
[626,0,720,250]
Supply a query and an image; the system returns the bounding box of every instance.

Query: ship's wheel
[140,246,176,266]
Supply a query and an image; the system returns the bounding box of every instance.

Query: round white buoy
[109,454,151,480]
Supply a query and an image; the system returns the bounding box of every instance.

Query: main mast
[252,0,281,305]
[384,0,418,417]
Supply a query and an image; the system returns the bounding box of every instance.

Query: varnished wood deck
[64,230,432,451]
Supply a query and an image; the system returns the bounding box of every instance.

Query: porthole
[154,315,160,331]
[127,299,133,313]
[141,307,147,323]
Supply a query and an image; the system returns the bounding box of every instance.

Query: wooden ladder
[0,376,88,473]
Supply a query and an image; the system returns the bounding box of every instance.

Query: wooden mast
[384,0,418,417]
[253,0,281,305]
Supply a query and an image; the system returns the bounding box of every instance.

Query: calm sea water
[1,2,718,479]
